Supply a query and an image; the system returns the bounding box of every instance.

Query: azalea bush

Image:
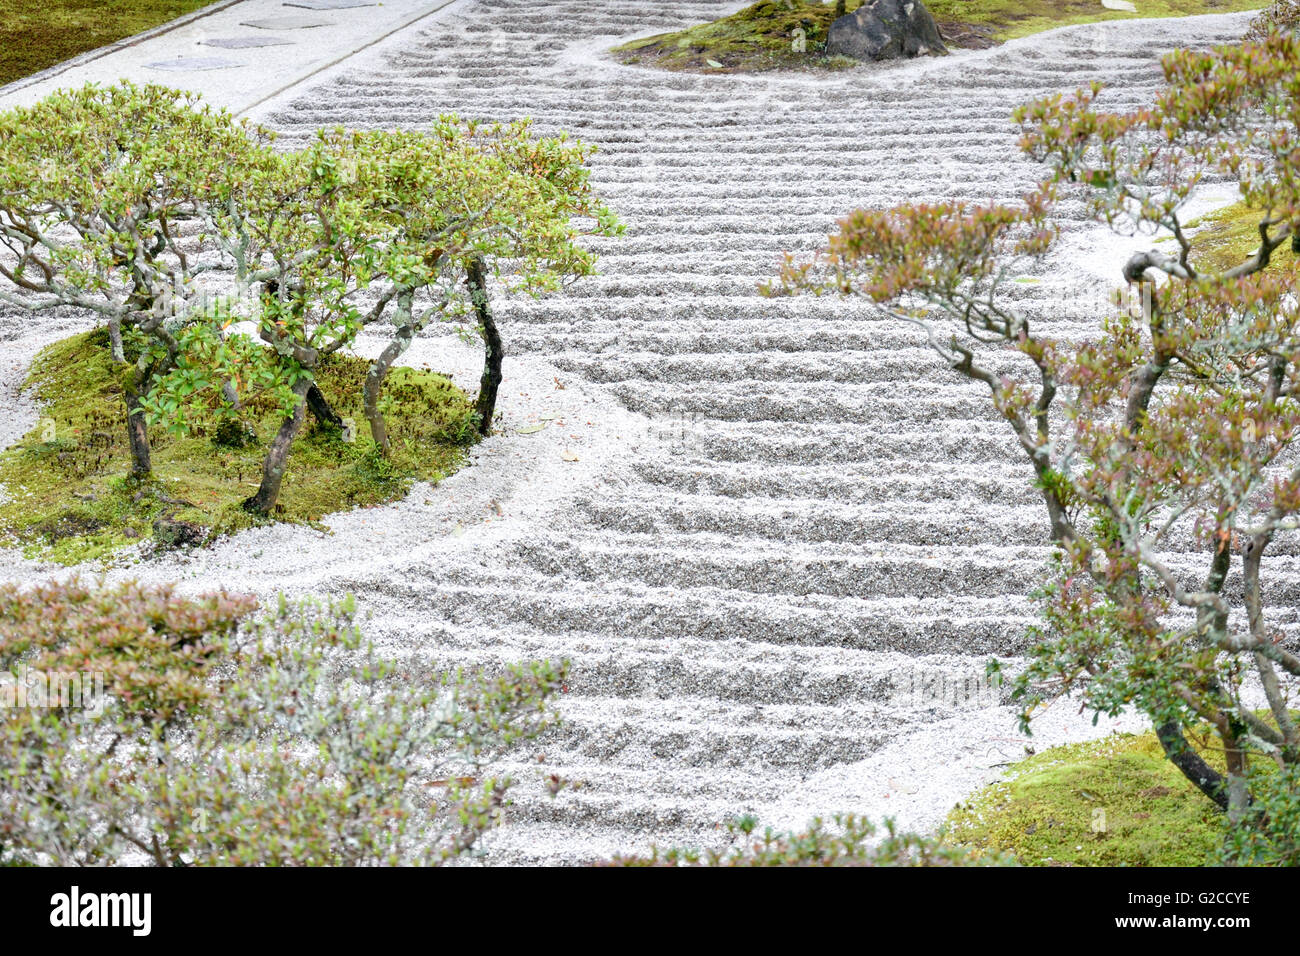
[607,815,1014,867]
[1249,0,1300,40]
[773,30,1300,849]
[0,579,566,866]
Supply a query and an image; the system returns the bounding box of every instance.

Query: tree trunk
[124,387,152,478]
[363,291,415,456]
[1156,721,1228,810]
[467,257,502,437]
[113,305,150,476]
[108,317,126,364]
[124,354,160,478]
[1223,720,1253,824]
[306,383,342,429]
[364,333,411,455]
[242,377,311,515]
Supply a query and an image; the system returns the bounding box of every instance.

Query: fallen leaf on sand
[425,777,477,788]
[561,449,580,462]
[516,423,547,434]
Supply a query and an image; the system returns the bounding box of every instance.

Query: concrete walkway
[0,0,459,114]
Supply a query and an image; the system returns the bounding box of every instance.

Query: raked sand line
[0,2,1266,862]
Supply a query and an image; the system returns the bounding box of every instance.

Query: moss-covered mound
[1178,200,1300,276]
[614,1,866,74]
[0,328,477,564]
[947,733,1221,865]
[945,728,1280,866]
[613,0,1268,74]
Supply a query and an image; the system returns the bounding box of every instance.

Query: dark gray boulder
[826,0,948,60]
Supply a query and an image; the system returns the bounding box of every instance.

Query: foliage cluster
[0,82,620,527]
[607,814,1015,866]
[0,579,566,865]
[774,30,1300,856]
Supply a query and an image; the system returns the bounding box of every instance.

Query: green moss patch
[0,328,477,564]
[0,1,221,87]
[613,0,1267,74]
[930,0,1267,46]
[613,1,866,73]
[1180,199,1300,276]
[947,733,1223,865]
[946,725,1288,866]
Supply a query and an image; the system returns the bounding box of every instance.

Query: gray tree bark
[363,292,415,455]
[242,377,312,514]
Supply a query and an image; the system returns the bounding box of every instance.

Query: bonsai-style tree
[774,31,1300,847]
[320,118,620,452]
[0,83,272,478]
[160,129,397,515]
[160,118,620,515]
[452,118,623,437]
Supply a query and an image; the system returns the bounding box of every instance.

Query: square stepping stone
[284,0,377,8]
[146,56,243,72]
[241,15,333,29]
[201,36,296,49]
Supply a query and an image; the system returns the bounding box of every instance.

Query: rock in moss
[152,516,206,551]
[213,418,258,449]
[827,0,948,60]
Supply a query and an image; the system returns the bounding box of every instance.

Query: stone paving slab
[145,56,246,71]
[286,0,378,9]
[241,15,334,29]
[201,36,296,48]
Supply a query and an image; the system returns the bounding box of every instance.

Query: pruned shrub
[0,83,273,479]
[606,815,1014,867]
[0,580,565,865]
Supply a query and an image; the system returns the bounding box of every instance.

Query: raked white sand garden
[0,1,1267,862]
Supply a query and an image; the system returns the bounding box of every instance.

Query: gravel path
[0,2,1267,863]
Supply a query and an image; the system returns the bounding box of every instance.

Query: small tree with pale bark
[774,31,1300,855]
[155,119,619,514]
[0,83,272,478]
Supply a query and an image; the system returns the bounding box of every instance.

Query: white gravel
[0,2,1268,863]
